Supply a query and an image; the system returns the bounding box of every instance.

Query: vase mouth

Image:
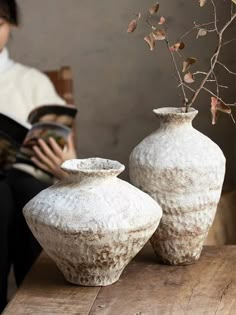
[153,107,198,116]
[61,158,125,177]
[153,107,198,123]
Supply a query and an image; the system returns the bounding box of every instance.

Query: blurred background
[9,0,236,186]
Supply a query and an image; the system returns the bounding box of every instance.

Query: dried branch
[222,38,236,47]
[231,1,235,18]
[203,87,236,107]
[206,78,229,88]
[217,61,236,76]
[165,36,189,107]
[212,71,219,101]
[179,21,216,40]
[193,71,208,76]
[218,85,229,89]
[178,82,196,93]
[187,11,236,110]
[210,0,219,34]
[127,1,236,118]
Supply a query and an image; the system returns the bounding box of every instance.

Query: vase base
[63,271,122,287]
[153,250,201,266]
[159,258,199,266]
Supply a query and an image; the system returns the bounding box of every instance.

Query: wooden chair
[44,66,74,105]
[44,66,77,147]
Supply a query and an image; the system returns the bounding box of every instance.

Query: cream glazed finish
[23,158,162,286]
[129,107,226,265]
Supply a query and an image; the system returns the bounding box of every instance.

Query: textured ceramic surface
[129,107,226,265]
[23,158,162,286]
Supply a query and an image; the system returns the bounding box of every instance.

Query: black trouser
[0,178,14,313]
[0,169,49,312]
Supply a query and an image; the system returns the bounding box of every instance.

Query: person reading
[0,1,77,311]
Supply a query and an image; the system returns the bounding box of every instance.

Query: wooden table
[3,245,236,315]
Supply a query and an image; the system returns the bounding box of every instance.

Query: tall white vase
[23,158,162,286]
[129,107,226,265]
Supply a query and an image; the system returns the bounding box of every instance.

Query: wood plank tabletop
[3,245,236,315]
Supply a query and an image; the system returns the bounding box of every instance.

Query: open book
[0,104,77,171]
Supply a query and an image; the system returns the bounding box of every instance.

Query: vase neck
[153,107,198,129]
[61,158,125,184]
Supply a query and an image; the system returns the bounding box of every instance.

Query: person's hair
[0,0,19,26]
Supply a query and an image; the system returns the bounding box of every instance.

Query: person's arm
[28,69,77,178]
[31,133,77,179]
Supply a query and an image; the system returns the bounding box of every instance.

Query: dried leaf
[158,16,166,25]
[210,97,231,125]
[127,19,138,33]
[169,41,185,52]
[182,57,197,73]
[199,0,207,7]
[197,28,207,38]
[149,2,160,15]
[144,33,156,51]
[216,103,231,114]
[152,29,166,40]
[184,72,195,84]
[211,108,218,125]
[210,97,218,125]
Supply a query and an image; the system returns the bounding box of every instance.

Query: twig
[203,87,236,106]
[222,38,236,47]
[165,38,188,107]
[188,12,236,110]
[231,114,236,124]
[210,0,219,34]
[212,71,219,100]
[206,78,229,88]
[217,61,236,76]
[218,85,229,89]
[178,82,196,93]
[145,15,154,28]
[231,2,235,18]
[193,71,207,76]
[179,21,216,40]
[207,29,218,33]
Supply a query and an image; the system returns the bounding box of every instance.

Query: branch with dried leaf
[127,0,236,124]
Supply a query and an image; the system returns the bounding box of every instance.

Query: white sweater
[0,48,66,182]
[0,48,65,127]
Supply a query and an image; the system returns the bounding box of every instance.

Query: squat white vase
[129,107,226,265]
[23,158,162,286]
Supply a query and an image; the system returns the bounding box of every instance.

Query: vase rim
[61,158,125,176]
[153,107,198,116]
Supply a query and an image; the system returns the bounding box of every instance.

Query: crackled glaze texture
[23,158,162,286]
[129,108,226,265]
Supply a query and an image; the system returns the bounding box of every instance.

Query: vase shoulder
[132,124,225,170]
[24,175,162,233]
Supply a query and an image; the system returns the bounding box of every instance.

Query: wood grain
[3,253,100,315]
[206,190,236,245]
[3,245,236,315]
[90,245,236,315]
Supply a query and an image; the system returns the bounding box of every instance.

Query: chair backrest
[44,66,77,148]
[44,66,74,105]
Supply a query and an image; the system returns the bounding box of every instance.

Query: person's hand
[60,133,77,161]
[31,133,77,179]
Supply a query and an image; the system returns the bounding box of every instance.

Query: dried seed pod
[149,2,160,15]
[144,33,156,51]
[152,29,166,41]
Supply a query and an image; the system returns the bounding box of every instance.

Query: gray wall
[9,0,236,184]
